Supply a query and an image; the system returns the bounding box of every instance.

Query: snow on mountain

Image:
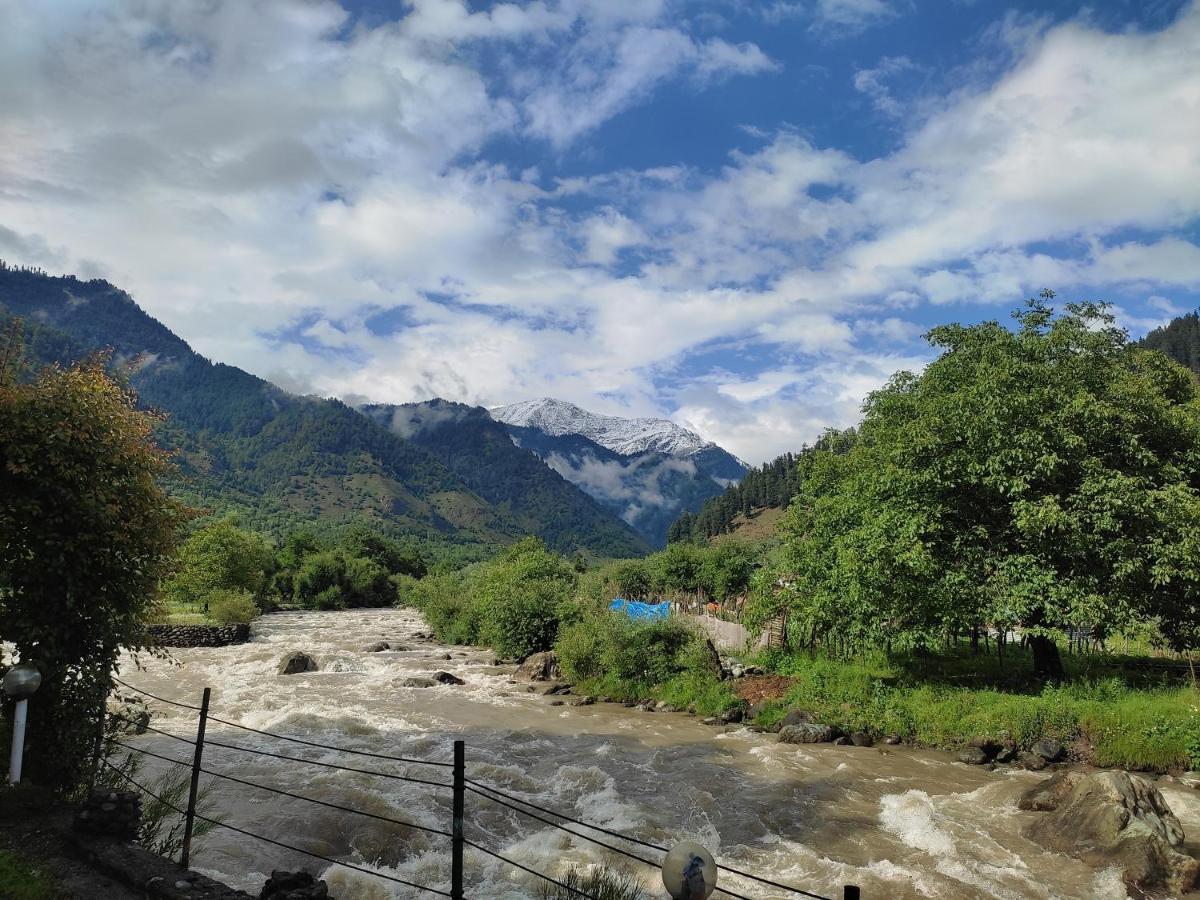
[490,398,715,457]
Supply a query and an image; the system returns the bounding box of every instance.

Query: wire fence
[107,677,861,900]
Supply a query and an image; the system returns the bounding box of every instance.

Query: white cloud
[763,0,902,33]
[852,55,918,116]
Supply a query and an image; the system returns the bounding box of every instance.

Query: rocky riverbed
[116,609,1200,899]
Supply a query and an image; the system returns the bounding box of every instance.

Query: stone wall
[146,623,250,648]
[681,614,770,652]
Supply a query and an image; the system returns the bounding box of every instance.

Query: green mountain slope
[361,400,650,557]
[1,264,638,555]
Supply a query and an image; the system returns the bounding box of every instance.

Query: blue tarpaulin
[609,598,670,621]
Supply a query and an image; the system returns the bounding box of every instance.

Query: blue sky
[2,0,1199,462]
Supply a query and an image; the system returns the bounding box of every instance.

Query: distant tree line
[162,519,428,622]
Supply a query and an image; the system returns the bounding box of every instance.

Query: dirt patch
[735,675,794,705]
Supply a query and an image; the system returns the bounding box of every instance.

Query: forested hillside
[0,264,641,558]
[1142,311,1200,374]
[667,430,855,542]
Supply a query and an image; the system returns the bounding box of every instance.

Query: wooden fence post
[452,739,465,900]
[180,687,210,869]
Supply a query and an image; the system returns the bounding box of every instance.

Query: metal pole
[844,886,861,900]
[451,739,465,900]
[7,698,28,784]
[180,687,210,869]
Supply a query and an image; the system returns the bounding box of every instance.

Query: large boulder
[957,747,990,765]
[1031,739,1065,762]
[703,639,726,679]
[431,671,465,685]
[779,709,814,729]
[515,651,560,682]
[402,676,436,688]
[1018,771,1078,812]
[278,651,318,675]
[1023,771,1199,896]
[778,723,835,744]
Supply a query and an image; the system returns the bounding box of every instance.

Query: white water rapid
[115,609,1200,899]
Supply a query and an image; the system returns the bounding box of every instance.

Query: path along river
[116,609,1200,899]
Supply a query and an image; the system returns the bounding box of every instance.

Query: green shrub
[538,866,646,900]
[602,618,696,686]
[557,620,605,681]
[342,554,394,607]
[205,588,259,625]
[313,585,344,611]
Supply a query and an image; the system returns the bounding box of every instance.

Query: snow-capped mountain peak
[490,397,714,457]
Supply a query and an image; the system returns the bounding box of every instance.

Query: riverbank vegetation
[154,520,428,624]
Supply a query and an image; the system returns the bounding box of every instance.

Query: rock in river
[1023,770,1199,895]
[432,671,465,685]
[778,723,835,744]
[1031,739,1065,762]
[278,651,318,675]
[515,651,560,682]
[957,747,990,765]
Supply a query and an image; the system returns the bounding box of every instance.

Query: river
[115,609,1200,899]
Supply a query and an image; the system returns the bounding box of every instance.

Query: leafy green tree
[342,554,393,607]
[648,542,703,596]
[294,550,345,608]
[476,538,578,659]
[698,542,756,602]
[0,345,181,789]
[768,294,1200,677]
[161,520,274,612]
[340,526,427,578]
[610,559,651,599]
[206,588,259,625]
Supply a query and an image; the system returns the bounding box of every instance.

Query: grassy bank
[744,652,1200,771]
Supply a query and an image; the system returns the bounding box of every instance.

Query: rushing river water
[116,609,1200,899]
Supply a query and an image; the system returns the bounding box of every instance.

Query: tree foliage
[757,294,1200,676]
[0,337,180,790]
[160,519,274,613]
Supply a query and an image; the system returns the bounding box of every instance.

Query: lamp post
[662,841,717,900]
[3,663,42,785]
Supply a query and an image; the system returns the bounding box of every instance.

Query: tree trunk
[1029,635,1064,680]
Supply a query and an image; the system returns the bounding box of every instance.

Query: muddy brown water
[115,609,1200,899]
